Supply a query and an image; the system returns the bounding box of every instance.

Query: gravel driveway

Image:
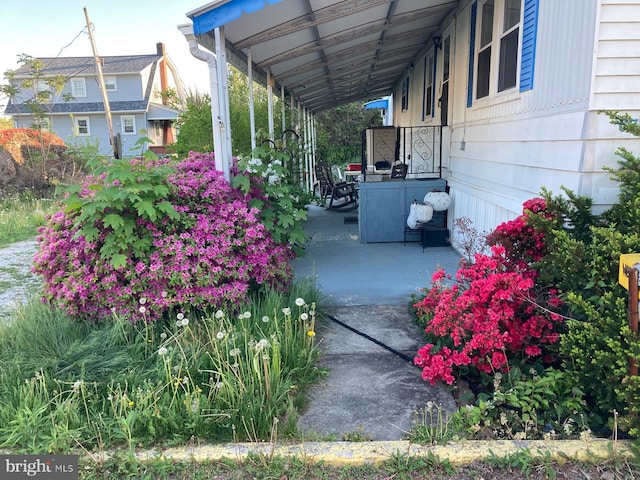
[0,239,41,323]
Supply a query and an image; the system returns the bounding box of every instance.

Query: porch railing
[361,126,442,180]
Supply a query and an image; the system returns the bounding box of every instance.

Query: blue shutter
[467,1,477,107]
[520,0,539,92]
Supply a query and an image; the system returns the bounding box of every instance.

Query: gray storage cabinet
[358,179,447,243]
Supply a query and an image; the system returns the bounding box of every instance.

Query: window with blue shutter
[467,0,538,105]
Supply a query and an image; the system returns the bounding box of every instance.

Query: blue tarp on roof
[364,98,389,110]
[191,0,284,35]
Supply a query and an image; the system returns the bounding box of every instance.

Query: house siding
[391,0,639,244]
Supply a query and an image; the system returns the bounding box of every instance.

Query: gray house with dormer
[4,43,185,157]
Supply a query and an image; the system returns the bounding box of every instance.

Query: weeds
[0,282,321,453]
[0,190,57,247]
[407,401,454,445]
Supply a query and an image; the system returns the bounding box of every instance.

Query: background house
[4,43,185,157]
[181,0,639,244]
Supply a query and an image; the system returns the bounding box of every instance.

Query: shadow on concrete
[292,204,462,441]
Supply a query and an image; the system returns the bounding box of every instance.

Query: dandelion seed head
[158,347,168,356]
[177,312,185,320]
[139,297,147,305]
[139,306,147,314]
[282,307,291,316]
[243,311,251,319]
[216,331,226,339]
[181,318,189,326]
[262,315,270,323]
[295,298,305,307]
[160,332,167,339]
[215,310,224,319]
[300,312,309,321]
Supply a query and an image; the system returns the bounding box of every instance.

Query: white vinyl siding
[71,78,87,97]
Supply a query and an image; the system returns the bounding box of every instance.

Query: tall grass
[0,191,58,247]
[0,280,323,453]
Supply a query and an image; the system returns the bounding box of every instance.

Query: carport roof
[186,0,457,112]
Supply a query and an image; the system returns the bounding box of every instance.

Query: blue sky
[0,0,213,109]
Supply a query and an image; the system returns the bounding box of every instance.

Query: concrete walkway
[292,204,462,441]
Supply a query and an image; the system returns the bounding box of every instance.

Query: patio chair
[314,164,358,210]
[390,163,408,179]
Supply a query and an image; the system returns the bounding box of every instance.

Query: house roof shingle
[10,54,161,78]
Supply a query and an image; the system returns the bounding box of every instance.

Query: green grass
[0,192,59,247]
[75,449,640,479]
[0,280,323,454]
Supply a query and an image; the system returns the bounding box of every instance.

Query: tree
[170,89,213,158]
[1,55,73,176]
[314,102,383,166]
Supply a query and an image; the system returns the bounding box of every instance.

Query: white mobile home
[180,0,640,240]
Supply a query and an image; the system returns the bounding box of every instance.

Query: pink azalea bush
[32,152,293,322]
[413,198,564,385]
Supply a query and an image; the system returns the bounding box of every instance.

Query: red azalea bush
[32,152,293,322]
[414,198,564,385]
[485,197,551,268]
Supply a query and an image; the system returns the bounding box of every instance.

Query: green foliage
[0,191,57,247]
[407,401,454,445]
[314,102,382,166]
[128,130,159,160]
[451,367,589,440]
[62,156,179,268]
[228,67,282,157]
[529,110,640,437]
[600,112,640,233]
[232,138,313,256]
[0,282,321,452]
[171,91,213,158]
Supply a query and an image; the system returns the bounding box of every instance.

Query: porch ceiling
[187,0,457,112]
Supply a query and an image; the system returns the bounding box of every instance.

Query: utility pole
[84,7,118,158]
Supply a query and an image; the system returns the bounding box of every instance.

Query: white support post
[247,48,256,152]
[267,69,274,141]
[215,27,232,179]
[281,85,286,146]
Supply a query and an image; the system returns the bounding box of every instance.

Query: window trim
[401,76,410,111]
[422,54,435,120]
[468,0,537,106]
[121,115,136,135]
[74,116,90,136]
[71,78,87,98]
